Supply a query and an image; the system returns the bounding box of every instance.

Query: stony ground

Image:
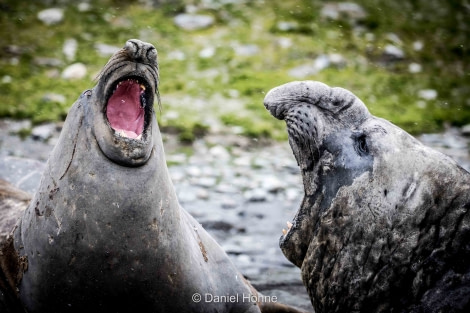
[1,118,470,311]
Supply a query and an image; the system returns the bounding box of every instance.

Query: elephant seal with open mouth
[264,81,470,313]
[0,40,306,313]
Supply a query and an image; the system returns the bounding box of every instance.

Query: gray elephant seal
[0,40,306,313]
[264,81,470,313]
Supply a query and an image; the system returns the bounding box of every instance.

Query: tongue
[106,80,144,139]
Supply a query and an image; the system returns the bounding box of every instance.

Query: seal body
[264,81,470,313]
[0,40,305,313]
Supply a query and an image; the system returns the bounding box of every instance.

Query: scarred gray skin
[0,40,306,313]
[264,81,470,313]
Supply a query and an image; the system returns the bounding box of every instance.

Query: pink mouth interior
[106,80,145,139]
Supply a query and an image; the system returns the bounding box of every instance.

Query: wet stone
[31,123,58,141]
[174,14,215,31]
[37,8,64,25]
[244,188,269,202]
[61,63,87,80]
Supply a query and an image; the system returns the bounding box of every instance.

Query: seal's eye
[355,134,369,155]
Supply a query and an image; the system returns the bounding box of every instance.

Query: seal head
[264,81,470,312]
[93,39,159,166]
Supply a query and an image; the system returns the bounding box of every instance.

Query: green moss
[0,0,469,141]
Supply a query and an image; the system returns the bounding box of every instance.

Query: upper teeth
[282,221,293,235]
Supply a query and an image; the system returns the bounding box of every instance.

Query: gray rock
[288,54,330,78]
[31,123,57,141]
[276,21,299,32]
[196,188,210,200]
[167,50,186,61]
[209,145,230,159]
[195,177,217,188]
[233,44,259,57]
[409,63,422,73]
[418,89,438,100]
[244,188,268,202]
[261,175,286,193]
[174,14,214,31]
[42,93,66,105]
[2,75,12,84]
[383,44,405,59]
[461,125,470,136]
[77,2,91,12]
[37,8,64,25]
[199,46,216,59]
[63,38,78,61]
[34,57,63,67]
[61,63,87,80]
[220,197,238,209]
[94,43,121,57]
[321,2,367,22]
[0,156,45,194]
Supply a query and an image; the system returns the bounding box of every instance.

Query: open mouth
[105,76,152,140]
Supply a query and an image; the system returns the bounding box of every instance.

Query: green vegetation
[0,0,469,141]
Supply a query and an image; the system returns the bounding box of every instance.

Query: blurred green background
[1,0,469,142]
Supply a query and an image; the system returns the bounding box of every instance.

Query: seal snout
[124,39,158,65]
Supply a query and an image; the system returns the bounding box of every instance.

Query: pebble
[262,175,286,193]
[413,41,424,51]
[63,38,78,61]
[288,53,345,78]
[174,14,215,31]
[220,197,238,209]
[195,177,217,188]
[34,57,63,67]
[321,2,367,22]
[409,63,422,73]
[41,93,66,105]
[77,2,91,12]
[233,44,259,57]
[418,89,438,100]
[276,21,299,32]
[244,188,268,202]
[61,63,87,80]
[2,76,12,84]
[31,123,57,141]
[383,44,405,59]
[462,125,470,136]
[199,46,216,59]
[167,50,186,61]
[37,8,64,25]
[94,43,121,57]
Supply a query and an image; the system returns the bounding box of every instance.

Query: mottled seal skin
[264,81,470,313]
[0,40,306,313]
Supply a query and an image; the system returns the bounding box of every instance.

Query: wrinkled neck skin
[12,91,253,312]
[301,121,470,312]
